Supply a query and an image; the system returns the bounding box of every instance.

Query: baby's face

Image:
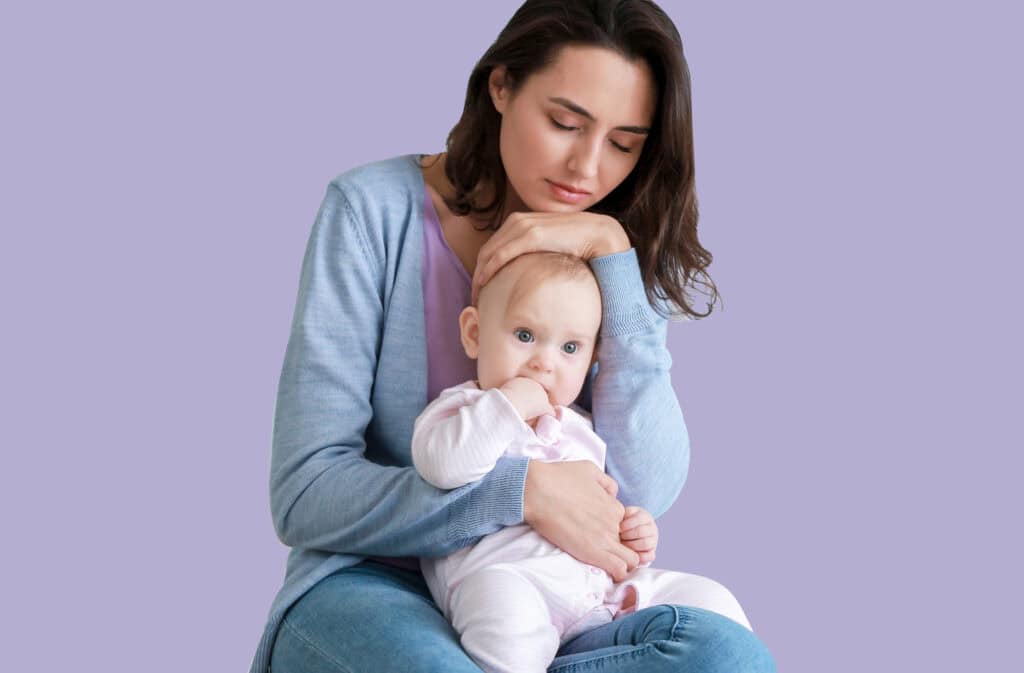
[474,274,601,407]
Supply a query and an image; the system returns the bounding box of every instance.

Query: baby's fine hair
[500,252,601,312]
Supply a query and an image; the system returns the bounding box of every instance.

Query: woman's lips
[546,179,590,204]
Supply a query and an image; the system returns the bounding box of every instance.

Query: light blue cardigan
[251,155,690,673]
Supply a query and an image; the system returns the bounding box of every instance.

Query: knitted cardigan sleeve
[269,182,527,558]
[587,249,690,518]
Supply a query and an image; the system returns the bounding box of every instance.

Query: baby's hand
[620,506,659,565]
[500,377,555,422]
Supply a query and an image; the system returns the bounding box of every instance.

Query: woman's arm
[270,182,528,558]
[588,249,690,518]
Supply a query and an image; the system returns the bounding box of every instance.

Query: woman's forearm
[589,249,690,517]
[271,181,528,558]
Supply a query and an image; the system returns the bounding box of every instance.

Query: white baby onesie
[413,381,751,673]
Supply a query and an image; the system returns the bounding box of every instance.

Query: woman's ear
[459,306,481,359]
[488,66,511,114]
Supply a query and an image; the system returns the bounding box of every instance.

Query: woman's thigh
[550,605,776,673]
[270,561,483,673]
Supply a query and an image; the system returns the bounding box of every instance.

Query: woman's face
[489,45,656,213]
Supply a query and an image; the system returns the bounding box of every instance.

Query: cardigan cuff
[446,455,529,544]
[589,248,659,336]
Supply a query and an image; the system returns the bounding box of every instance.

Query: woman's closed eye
[549,118,633,154]
[550,118,578,132]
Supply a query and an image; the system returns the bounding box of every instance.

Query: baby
[413,252,750,673]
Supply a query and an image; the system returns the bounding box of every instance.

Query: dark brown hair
[443,0,718,318]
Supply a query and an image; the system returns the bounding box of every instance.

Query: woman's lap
[270,560,775,673]
[271,560,482,673]
[552,604,775,672]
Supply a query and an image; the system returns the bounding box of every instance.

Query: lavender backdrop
[2,1,1020,671]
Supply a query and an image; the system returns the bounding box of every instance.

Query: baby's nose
[528,352,554,372]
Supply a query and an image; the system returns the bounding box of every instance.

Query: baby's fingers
[620,522,657,541]
[622,534,657,553]
[619,507,653,531]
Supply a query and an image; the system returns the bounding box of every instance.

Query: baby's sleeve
[412,386,531,490]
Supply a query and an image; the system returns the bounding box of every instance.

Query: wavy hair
[442,0,718,318]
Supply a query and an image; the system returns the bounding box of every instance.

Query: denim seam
[277,617,355,673]
[552,639,663,671]
[548,644,657,672]
[669,604,690,641]
[548,605,691,672]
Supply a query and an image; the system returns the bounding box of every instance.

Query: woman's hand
[523,460,640,582]
[619,506,659,565]
[471,211,631,305]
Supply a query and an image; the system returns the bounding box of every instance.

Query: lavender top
[365,184,479,572]
[422,188,477,402]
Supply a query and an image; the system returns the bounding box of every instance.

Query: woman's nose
[566,137,600,179]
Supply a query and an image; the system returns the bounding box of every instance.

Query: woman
[254,1,776,671]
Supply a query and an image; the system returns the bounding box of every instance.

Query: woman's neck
[421,153,524,227]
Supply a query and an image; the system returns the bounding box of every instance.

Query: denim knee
[666,606,777,673]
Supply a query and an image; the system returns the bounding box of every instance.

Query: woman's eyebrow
[548,97,650,135]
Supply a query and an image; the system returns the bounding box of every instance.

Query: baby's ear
[459,306,481,359]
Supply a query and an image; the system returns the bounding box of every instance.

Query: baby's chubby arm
[412,380,546,489]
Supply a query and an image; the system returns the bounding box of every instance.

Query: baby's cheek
[556,375,586,407]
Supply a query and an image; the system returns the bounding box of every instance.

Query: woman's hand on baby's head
[471,211,631,305]
[499,376,555,421]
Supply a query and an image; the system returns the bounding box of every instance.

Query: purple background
[2,1,1020,671]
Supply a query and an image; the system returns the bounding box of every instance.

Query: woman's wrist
[592,215,632,258]
[522,459,544,526]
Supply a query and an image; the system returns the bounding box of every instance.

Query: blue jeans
[270,560,776,672]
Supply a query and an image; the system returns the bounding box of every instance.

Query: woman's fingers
[523,460,637,580]
[471,225,549,303]
[597,472,619,498]
[602,542,641,582]
[472,233,533,301]
[471,211,616,304]
[519,459,648,580]
[595,552,628,583]
[470,213,525,297]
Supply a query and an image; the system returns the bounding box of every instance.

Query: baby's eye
[562,342,579,354]
[514,328,534,343]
